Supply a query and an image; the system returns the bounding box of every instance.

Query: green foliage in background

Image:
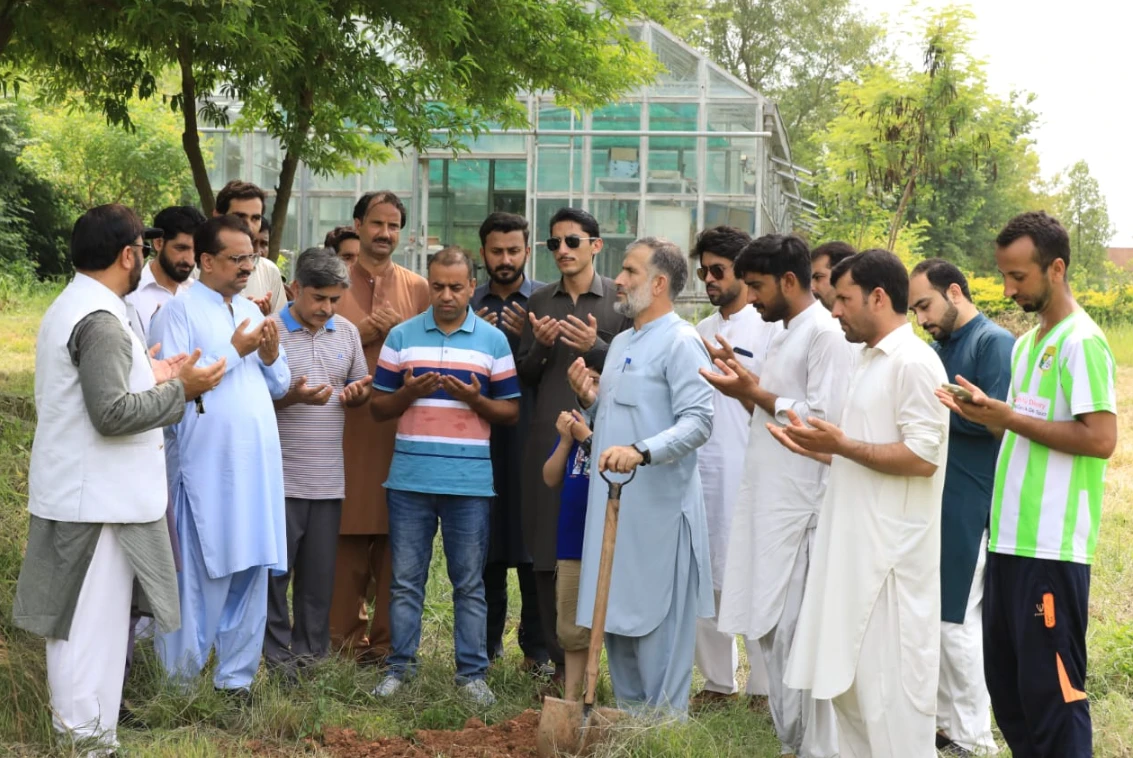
[19,94,198,226]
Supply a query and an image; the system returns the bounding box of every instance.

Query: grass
[0,294,1131,756]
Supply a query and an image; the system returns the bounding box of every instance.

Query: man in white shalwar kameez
[770,249,949,758]
[704,234,852,758]
[689,227,778,705]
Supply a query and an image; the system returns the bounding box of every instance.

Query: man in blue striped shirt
[369,246,521,707]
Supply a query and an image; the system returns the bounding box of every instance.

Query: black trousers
[483,561,549,662]
[265,497,343,664]
[984,551,1092,757]
[533,568,565,666]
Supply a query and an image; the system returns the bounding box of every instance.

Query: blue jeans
[386,488,491,683]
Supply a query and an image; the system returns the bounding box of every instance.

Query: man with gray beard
[566,238,715,716]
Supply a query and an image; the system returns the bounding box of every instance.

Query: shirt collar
[552,270,606,298]
[473,276,538,303]
[635,309,679,334]
[785,300,823,331]
[872,321,914,356]
[279,303,337,332]
[941,312,984,343]
[424,305,477,334]
[140,260,190,294]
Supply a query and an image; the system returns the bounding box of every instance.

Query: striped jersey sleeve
[488,330,521,400]
[1062,329,1116,416]
[373,326,405,393]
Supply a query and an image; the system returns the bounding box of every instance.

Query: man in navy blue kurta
[151,216,290,694]
[909,259,1014,754]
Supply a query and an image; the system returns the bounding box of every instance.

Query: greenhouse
[202,21,813,294]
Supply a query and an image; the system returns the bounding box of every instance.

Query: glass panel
[203,133,224,187]
[307,166,357,191]
[706,103,759,195]
[303,196,355,254]
[647,102,698,190]
[704,200,756,235]
[253,133,282,191]
[426,159,489,254]
[536,143,582,194]
[537,102,576,144]
[651,31,701,97]
[208,132,246,187]
[708,66,751,98]
[366,154,414,194]
[591,103,642,193]
[644,201,696,253]
[590,197,639,253]
[277,196,300,259]
[464,133,526,154]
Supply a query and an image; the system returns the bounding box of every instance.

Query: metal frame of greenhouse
[201,20,814,297]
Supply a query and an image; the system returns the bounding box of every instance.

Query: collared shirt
[718,301,854,640]
[516,271,633,570]
[991,309,1116,564]
[272,305,369,500]
[471,276,542,353]
[575,311,716,636]
[125,261,192,340]
[786,322,949,712]
[374,306,522,497]
[694,304,781,590]
[149,281,292,576]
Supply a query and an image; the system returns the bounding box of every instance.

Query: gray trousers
[264,497,343,664]
[604,526,699,718]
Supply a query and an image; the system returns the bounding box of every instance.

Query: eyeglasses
[546,235,599,251]
[696,263,730,282]
[217,253,259,267]
[130,242,154,257]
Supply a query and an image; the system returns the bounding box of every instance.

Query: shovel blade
[537,696,584,757]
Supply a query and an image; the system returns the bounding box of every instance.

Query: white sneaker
[371,674,403,698]
[460,679,497,707]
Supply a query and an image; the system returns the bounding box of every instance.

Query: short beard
[708,284,740,308]
[614,285,653,319]
[489,264,523,285]
[158,250,192,283]
[934,302,960,340]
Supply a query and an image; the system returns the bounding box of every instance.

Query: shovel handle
[583,471,632,707]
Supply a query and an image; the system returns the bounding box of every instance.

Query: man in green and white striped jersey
[937,211,1117,758]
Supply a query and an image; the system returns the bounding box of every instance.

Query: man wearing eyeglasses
[687,226,780,710]
[212,180,286,316]
[516,207,631,684]
[150,214,292,701]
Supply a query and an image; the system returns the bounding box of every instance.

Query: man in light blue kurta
[568,238,715,717]
[150,216,290,693]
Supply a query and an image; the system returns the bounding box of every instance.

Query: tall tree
[656,0,883,169]
[1053,160,1116,289]
[11,0,658,259]
[814,8,1020,252]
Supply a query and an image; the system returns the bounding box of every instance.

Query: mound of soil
[322,710,541,758]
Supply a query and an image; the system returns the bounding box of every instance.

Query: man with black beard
[127,206,206,341]
[471,212,550,673]
[689,226,778,707]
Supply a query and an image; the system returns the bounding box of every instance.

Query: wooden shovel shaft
[584,482,623,708]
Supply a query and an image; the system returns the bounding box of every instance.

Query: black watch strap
[633,442,651,465]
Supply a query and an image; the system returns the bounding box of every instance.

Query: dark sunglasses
[696,263,730,282]
[546,235,599,251]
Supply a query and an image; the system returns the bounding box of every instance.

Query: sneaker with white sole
[371,674,403,698]
[460,679,497,707]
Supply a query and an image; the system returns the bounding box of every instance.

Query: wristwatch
[632,442,651,465]
[580,436,593,457]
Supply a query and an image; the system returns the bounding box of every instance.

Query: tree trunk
[888,168,918,252]
[177,39,214,215]
[268,87,314,266]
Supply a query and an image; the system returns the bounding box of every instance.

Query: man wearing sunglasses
[687,226,780,710]
[516,207,631,684]
[150,214,292,701]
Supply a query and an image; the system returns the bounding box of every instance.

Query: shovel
[536,468,634,758]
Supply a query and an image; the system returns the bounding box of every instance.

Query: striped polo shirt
[273,305,369,500]
[373,306,521,497]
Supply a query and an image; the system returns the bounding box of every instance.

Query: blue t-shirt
[553,438,591,560]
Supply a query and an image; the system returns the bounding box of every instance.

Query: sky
[854,0,1133,245]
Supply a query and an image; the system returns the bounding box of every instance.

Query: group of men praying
[13,176,1115,758]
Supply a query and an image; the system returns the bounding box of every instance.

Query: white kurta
[718,301,853,639]
[694,305,781,589]
[785,323,949,714]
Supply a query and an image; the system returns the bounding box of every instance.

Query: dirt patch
[322,710,541,757]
